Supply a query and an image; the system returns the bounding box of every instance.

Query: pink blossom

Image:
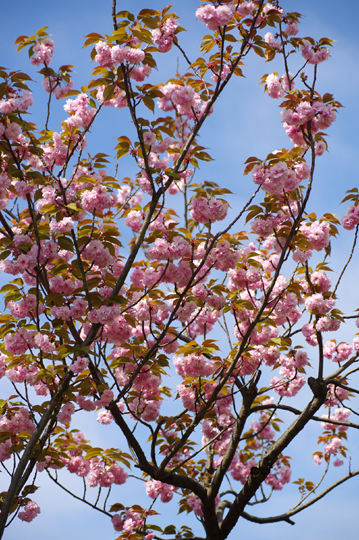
[50,305,71,320]
[316,317,340,333]
[285,20,299,36]
[81,184,117,213]
[58,402,75,424]
[34,333,56,353]
[63,93,96,129]
[265,465,291,490]
[70,298,88,319]
[67,456,91,477]
[69,356,89,374]
[187,495,203,516]
[324,436,341,455]
[129,64,152,82]
[125,210,143,233]
[174,353,216,379]
[18,501,41,523]
[111,514,124,532]
[50,217,75,234]
[4,122,21,140]
[82,240,114,267]
[341,204,359,230]
[196,4,234,31]
[96,85,127,108]
[315,140,326,156]
[97,410,113,424]
[305,293,334,314]
[266,74,284,99]
[145,480,176,502]
[97,389,114,407]
[152,17,179,52]
[5,328,36,355]
[0,439,12,461]
[264,32,281,50]
[95,41,114,68]
[321,408,350,431]
[271,370,305,397]
[31,38,54,66]
[77,394,96,412]
[300,221,330,251]
[300,39,330,65]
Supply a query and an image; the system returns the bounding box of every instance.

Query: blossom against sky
[1,1,359,539]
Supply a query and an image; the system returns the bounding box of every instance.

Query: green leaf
[103,84,115,102]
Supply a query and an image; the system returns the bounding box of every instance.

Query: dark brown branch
[220,378,328,539]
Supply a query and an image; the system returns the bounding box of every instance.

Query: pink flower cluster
[0,121,21,141]
[323,341,352,363]
[264,32,280,50]
[95,42,147,70]
[145,480,176,502]
[147,236,191,261]
[4,328,36,355]
[63,93,96,129]
[190,197,229,224]
[34,332,56,353]
[95,41,151,81]
[158,83,202,119]
[271,369,306,397]
[81,184,117,213]
[282,100,336,129]
[305,293,334,314]
[111,508,143,534]
[8,294,44,319]
[65,456,90,477]
[196,4,235,30]
[96,86,127,108]
[174,353,216,379]
[18,501,41,523]
[50,217,75,234]
[152,17,178,52]
[50,298,87,321]
[252,160,310,195]
[0,439,12,461]
[42,77,74,99]
[265,465,291,490]
[325,384,349,407]
[69,356,89,374]
[82,240,114,267]
[300,220,330,251]
[341,204,359,230]
[87,458,128,488]
[285,20,299,36]
[301,271,331,293]
[316,316,341,333]
[0,90,34,114]
[30,38,54,66]
[324,436,342,457]
[33,132,68,168]
[58,402,75,424]
[0,406,35,435]
[300,40,330,65]
[251,420,274,441]
[187,495,204,516]
[50,275,79,295]
[266,74,284,99]
[321,408,350,431]
[230,458,257,484]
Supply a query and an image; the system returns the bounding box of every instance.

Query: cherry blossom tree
[0,1,359,539]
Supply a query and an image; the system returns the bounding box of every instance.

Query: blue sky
[1,1,359,539]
